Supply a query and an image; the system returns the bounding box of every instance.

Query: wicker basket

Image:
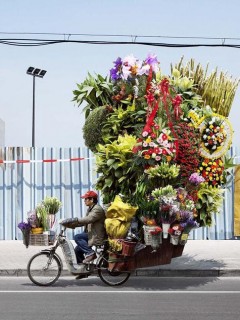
[29,234,49,246]
[143,226,162,247]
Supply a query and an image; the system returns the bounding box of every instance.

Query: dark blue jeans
[74,232,94,263]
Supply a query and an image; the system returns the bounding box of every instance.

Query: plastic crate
[29,234,49,246]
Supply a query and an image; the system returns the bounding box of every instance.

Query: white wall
[0,118,5,146]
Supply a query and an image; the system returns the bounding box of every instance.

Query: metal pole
[32,75,35,148]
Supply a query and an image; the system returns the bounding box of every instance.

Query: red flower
[172,94,182,107]
[146,92,155,106]
[162,149,167,155]
[159,78,169,95]
[154,147,160,154]
[162,133,168,141]
[149,226,162,235]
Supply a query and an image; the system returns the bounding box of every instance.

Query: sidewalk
[0,240,240,277]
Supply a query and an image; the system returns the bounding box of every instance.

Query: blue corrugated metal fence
[0,146,238,240]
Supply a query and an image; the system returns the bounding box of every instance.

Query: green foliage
[171,57,239,117]
[72,73,113,118]
[95,134,139,203]
[145,163,180,187]
[101,103,146,143]
[41,197,62,215]
[83,106,109,152]
[222,155,239,187]
[196,183,224,226]
[35,205,49,231]
[151,185,177,199]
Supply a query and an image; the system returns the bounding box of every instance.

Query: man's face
[84,197,94,207]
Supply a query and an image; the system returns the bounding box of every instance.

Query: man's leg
[74,232,94,261]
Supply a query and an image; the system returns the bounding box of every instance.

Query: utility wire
[1,32,240,41]
[0,36,240,48]
[0,39,240,48]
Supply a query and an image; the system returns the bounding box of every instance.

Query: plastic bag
[105,218,131,239]
[106,195,138,222]
[105,195,138,238]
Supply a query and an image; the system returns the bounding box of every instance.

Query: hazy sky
[1,0,240,147]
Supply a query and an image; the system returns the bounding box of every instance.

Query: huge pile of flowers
[73,53,237,244]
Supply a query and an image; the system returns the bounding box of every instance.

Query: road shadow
[21,253,228,290]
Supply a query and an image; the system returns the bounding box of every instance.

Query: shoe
[75,274,88,280]
[83,253,97,263]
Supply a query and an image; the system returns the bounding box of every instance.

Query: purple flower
[180,218,199,229]
[144,53,160,73]
[145,53,159,66]
[179,210,193,222]
[18,221,32,231]
[189,172,205,185]
[110,57,122,80]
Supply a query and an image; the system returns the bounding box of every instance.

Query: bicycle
[27,226,131,287]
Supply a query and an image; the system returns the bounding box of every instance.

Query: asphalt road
[1,276,240,320]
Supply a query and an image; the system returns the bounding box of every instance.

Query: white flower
[123,54,137,66]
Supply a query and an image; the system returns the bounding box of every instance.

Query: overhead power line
[1,32,240,41]
[0,32,240,48]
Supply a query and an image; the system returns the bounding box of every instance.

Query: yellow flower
[144,154,150,159]
[166,156,172,162]
[146,137,151,144]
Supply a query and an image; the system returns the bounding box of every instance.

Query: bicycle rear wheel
[27,252,62,286]
[97,256,131,286]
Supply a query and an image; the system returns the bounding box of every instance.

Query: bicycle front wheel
[98,256,131,286]
[27,252,62,286]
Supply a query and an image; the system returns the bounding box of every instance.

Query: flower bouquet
[168,224,183,245]
[18,221,32,248]
[143,225,162,251]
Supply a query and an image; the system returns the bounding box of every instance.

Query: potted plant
[27,210,43,234]
[35,205,49,232]
[41,197,62,228]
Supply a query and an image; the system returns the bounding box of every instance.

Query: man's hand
[59,217,79,229]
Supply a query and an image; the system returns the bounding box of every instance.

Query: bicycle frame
[41,228,100,276]
[27,226,131,286]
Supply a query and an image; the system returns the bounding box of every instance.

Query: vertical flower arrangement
[72,53,237,250]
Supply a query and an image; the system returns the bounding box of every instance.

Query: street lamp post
[26,67,47,147]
